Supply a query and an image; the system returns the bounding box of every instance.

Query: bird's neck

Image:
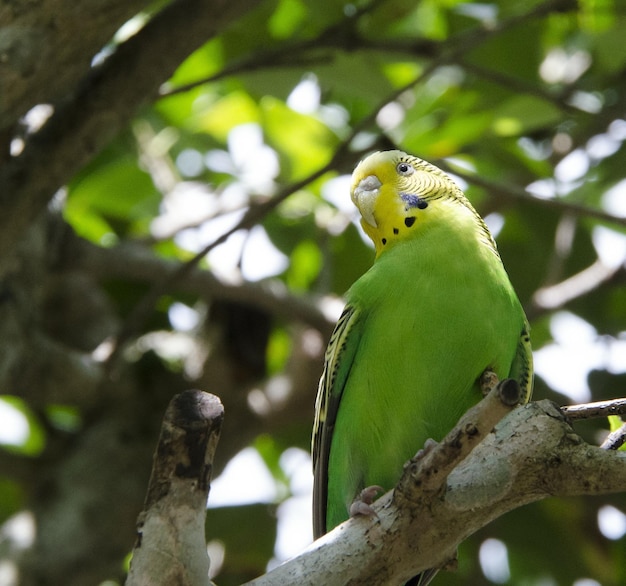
[372,197,500,263]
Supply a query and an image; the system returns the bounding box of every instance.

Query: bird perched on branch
[312,150,533,585]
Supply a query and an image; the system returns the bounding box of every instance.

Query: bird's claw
[480,369,499,396]
[349,485,384,518]
[412,438,438,462]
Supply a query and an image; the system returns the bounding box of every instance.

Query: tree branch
[67,233,335,335]
[83,0,510,360]
[397,377,520,497]
[601,422,626,451]
[163,0,575,99]
[0,0,148,134]
[0,0,264,260]
[530,260,626,318]
[125,388,626,585]
[459,59,579,114]
[242,399,626,585]
[561,397,626,420]
[98,146,357,371]
[439,160,626,229]
[161,0,437,98]
[126,390,224,586]
[41,0,586,370]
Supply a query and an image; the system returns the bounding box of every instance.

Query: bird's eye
[396,162,414,176]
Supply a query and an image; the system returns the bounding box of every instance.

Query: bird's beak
[351,175,382,228]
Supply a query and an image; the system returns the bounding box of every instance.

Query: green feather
[311,150,533,582]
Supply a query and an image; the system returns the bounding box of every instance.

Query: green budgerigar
[312,150,533,584]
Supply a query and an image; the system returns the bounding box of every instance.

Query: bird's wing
[510,322,534,403]
[312,303,364,538]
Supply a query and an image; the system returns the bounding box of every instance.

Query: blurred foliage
[3,0,626,584]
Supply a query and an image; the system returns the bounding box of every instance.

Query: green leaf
[66,153,159,241]
[593,24,626,73]
[491,95,563,137]
[197,91,260,141]
[286,239,322,291]
[315,52,395,108]
[268,0,308,39]
[579,0,616,33]
[608,414,623,431]
[168,38,224,88]
[266,327,292,375]
[261,97,337,179]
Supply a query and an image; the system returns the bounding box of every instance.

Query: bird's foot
[412,438,438,462]
[349,485,384,518]
[479,369,499,396]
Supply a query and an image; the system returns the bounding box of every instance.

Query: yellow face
[350,150,463,256]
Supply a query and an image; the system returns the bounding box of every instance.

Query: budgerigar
[312,150,533,585]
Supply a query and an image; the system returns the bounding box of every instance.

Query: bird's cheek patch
[399,192,428,232]
[400,192,429,211]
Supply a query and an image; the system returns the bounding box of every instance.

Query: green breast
[325,220,524,531]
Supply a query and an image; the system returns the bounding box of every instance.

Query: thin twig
[561,398,626,421]
[161,0,394,97]
[530,260,625,319]
[103,147,355,373]
[106,0,588,371]
[439,161,626,228]
[601,422,626,451]
[67,235,335,335]
[460,59,578,114]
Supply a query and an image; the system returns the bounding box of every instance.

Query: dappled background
[1,0,626,584]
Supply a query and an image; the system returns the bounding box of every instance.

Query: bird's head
[350,150,469,257]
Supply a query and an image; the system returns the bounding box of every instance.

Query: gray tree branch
[561,397,626,420]
[126,390,224,586]
[0,0,148,134]
[64,232,336,337]
[241,399,626,585]
[0,0,264,260]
